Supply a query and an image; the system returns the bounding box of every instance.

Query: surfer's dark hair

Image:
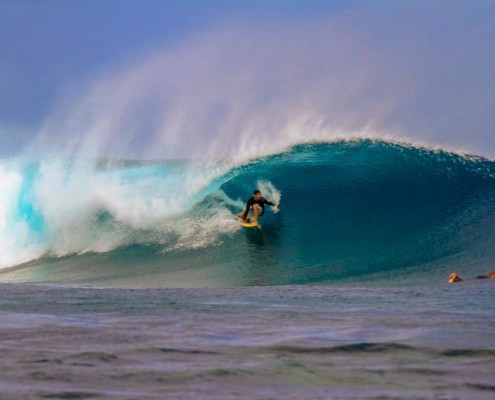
[253,190,261,195]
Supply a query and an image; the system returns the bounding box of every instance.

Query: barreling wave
[2,139,495,287]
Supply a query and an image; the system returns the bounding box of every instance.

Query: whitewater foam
[0,164,44,267]
[0,155,242,269]
[256,180,281,214]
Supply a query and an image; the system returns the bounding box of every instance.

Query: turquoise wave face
[216,140,495,284]
[3,139,495,287]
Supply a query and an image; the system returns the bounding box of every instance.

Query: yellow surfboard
[241,221,260,228]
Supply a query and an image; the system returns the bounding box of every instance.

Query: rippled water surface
[1,282,494,399]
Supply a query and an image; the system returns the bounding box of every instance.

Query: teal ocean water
[1,139,495,399]
[1,139,495,287]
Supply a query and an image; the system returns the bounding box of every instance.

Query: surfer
[237,190,276,224]
[476,269,495,279]
[448,272,464,283]
[448,270,495,282]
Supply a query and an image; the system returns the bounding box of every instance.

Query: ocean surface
[1,139,495,398]
[1,282,494,399]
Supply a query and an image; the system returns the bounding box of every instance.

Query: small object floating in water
[448,272,464,283]
[476,269,495,279]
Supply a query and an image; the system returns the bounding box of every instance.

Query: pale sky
[1,0,494,159]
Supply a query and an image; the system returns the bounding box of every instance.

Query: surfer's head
[253,189,261,200]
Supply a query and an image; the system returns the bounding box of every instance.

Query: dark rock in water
[476,275,489,279]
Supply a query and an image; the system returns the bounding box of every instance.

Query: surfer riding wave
[237,189,276,224]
